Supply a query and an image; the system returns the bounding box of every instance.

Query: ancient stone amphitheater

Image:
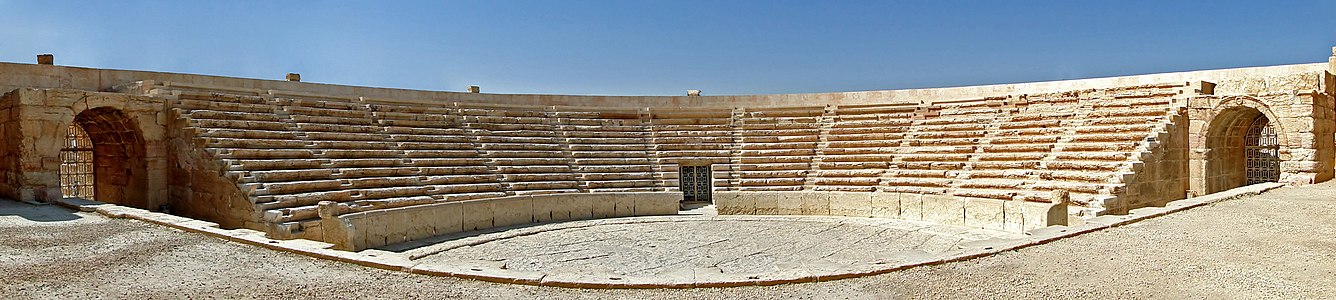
[2,49,1333,282]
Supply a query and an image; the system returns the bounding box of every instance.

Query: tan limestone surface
[158,81,1190,242]
[1,59,1330,252]
[0,61,1324,108]
[407,211,1022,283]
[2,181,1333,298]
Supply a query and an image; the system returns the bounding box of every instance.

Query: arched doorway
[1202,106,1283,194]
[60,107,149,209]
[59,123,95,200]
[1243,116,1280,184]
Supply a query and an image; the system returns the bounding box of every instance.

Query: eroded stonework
[0,50,1332,251]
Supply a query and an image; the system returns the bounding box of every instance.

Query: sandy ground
[2,181,1334,299]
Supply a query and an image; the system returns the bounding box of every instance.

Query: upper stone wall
[0,61,1325,108]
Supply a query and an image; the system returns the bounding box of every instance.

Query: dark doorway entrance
[678,165,712,202]
[60,123,95,200]
[63,107,149,209]
[1244,116,1280,184]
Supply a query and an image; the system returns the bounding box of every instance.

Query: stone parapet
[713,191,1067,233]
[325,192,680,251]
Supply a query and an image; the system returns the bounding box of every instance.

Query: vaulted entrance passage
[59,123,95,200]
[679,165,712,202]
[66,107,150,209]
[1244,116,1280,184]
[1201,106,1283,194]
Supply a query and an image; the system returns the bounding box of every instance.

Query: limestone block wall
[326,192,680,251]
[140,80,1193,241]
[1109,109,1191,214]
[163,96,259,229]
[0,89,171,209]
[2,58,1332,250]
[713,191,1067,233]
[0,91,22,201]
[1186,70,1336,195]
[1,62,1324,109]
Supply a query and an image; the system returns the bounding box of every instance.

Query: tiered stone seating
[174,91,500,232]
[164,81,1184,238]
[734,107,822,191]
[367,101,503,202]
[1038,84,1178,205]
[816,103,916,191]
[258,95,465,226]
[554,107,658,192]
[647,108,736,191]
[971,95,1067,202]
[457,104,579,195]
[892,98,1002,197]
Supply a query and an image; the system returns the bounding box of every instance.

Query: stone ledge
[713,191,1066,233]
[329,192,683,251]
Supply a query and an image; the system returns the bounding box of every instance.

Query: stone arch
[1207,96,1290,147]
[1199,96,1286,194]
[68,107,149,209]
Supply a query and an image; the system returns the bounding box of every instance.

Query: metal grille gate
[60,123,95,200]
[1244,117,1279,184]
[678,165,712,202]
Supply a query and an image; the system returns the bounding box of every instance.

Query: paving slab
[409,211,1023,286]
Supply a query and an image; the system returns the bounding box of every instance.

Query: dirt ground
[2,182,1334,299]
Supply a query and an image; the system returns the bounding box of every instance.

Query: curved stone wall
[0,59,1330,250]
[152,80,1191,241]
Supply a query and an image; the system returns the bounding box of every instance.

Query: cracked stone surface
[3,181,1336,298]
[409,212,1023,279]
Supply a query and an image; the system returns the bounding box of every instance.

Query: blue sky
[1,1,1333,96]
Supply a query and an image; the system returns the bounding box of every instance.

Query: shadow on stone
[0,198,83,222]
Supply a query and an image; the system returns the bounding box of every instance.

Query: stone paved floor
[2,182,1335,299]
[409,215,1021,280]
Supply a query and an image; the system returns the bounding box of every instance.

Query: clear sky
[1,1,1333,96]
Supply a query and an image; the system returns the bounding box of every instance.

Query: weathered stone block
[921,194,963,226]
[828,193,871,217]
[427,202,464,237]
[713,192,754,215]
[531,194,568,222]
[963,198,1005,231]
[753,192,779,214]
[492,196,534,228]
[632,193,679,215]
[870,193,900,219]
[899,193,923,221]
[801,193,831,215]
[1002,200,1026,233]
[776,193,805,215]
[589,194,616,218]
[462,200,495,231]
[1020,201,1067,231]
[611,194,637,217]
[403,209,434,242]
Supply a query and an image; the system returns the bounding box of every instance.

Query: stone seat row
[183,102,1164,146]
[163,83,1182,227]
